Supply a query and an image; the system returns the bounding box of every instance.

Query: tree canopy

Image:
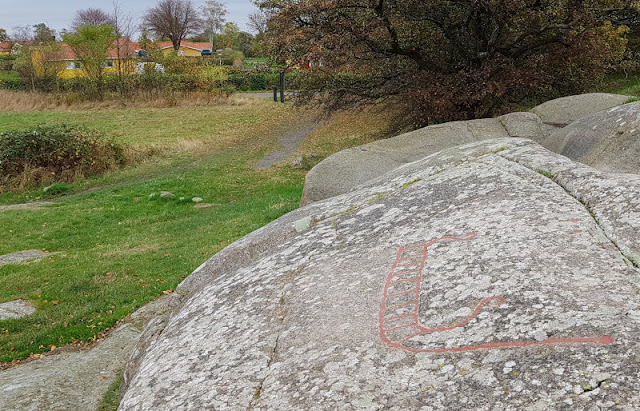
[201,1,227,39]
[260,0,634,128]
[71,8,115,31]
[33,23,56,43]
[143,0,201,51]
[63,25,117,99]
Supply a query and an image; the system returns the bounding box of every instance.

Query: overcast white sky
[0,0,258,38]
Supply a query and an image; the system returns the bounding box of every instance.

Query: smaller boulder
[541,101,640,174]
[0,250,50,267]
[292,157,304,168]
[160,192,175,199]
[192,197,203,203]
[0,299,36,320]
[531,93,629,127]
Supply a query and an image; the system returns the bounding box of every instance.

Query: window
[104,61,114,68]
[67,61,82,70]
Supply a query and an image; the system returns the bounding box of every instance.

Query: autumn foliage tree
[63,25,117,100]
[260,0,633,128]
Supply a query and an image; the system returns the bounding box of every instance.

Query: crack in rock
[497,152,639,268]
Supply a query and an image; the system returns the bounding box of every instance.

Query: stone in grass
[0,299,36,320]
[160,192,175,199]
[192,197,204,203]
[0,250,50,267]
[148,193,156,199]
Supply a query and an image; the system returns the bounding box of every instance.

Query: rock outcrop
[301,112,549,206]
[530,93,630,127]
[120,138,640,409]
[0,295,179,411]
[301,93,630,206]
[537,101,640,174]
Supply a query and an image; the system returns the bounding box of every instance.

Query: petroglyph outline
[378,233,614,353]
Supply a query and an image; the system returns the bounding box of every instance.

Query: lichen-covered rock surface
[538,102,640,174]
[120,138,640,410]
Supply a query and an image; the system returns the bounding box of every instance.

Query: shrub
[0,71,26,91]
[226,72,299,91]
[0,55,17,71]
[0,125,126,190]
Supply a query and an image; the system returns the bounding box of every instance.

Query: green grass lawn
[597,73,640,96]
[0,97,390,363]
[0,99,304,362]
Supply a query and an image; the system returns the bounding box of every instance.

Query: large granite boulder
[302,93,631,206]
[537,102,640,173]
[301,112,547,206]
[120,138,640,410]
[530,93,630,128]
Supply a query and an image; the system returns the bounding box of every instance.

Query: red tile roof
[0,40,40,51]
[5,38,210,61]
[157,41,212,51]
[48,38,140,61]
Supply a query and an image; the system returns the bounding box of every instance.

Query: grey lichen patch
[292,216,313,233]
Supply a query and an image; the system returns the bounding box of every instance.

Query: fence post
[279,72,285,103]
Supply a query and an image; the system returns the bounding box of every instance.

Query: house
[156,41,213,57]
[0,41,39,56]
[10,38,213,79]
[55,39,212,77]
[0,42,11,55]
[50,38,140,79]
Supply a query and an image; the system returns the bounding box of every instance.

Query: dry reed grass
[0,90,256,112]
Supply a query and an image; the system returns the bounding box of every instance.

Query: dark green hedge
[0,125,124,184]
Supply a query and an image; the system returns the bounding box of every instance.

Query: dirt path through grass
[256,114,326,169]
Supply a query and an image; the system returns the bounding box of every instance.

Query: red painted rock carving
[379,233,614,353]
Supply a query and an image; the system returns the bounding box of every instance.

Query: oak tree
[260,0,632,128]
